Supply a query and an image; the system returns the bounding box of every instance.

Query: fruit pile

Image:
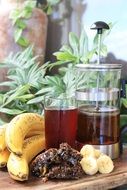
[80,145,114,175]
[0,113,45,181]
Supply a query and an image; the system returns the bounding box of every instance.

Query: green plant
[0,47,48,119]
[10,1,36,47]
[48,23,113,69]
[9,0,61,47]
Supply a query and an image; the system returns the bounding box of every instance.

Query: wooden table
[1,148,127,190]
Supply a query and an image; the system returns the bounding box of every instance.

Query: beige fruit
[80,145,95,157]
[94,149,101,159]
[7,135,45,181]
[80,156,98,175]
[0,148,10,168]
[5,113,45,156]
[25,130,44,138]
[97,154,114,174]
[0,124,8,151]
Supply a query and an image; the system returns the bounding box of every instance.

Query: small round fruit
[80,156,98,175]
[80,145,95,157]
[97,155,114,174]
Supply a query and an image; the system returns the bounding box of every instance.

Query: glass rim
[44,95,76,101]
[75,63,122,70]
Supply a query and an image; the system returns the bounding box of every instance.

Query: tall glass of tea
[44,96,78,149]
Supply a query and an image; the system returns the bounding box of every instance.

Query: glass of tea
[44,95,78,149]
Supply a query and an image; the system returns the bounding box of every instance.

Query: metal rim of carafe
[75,63,122,70]
[75,87,120,101]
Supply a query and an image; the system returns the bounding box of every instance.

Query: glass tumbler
[44,96,78,149]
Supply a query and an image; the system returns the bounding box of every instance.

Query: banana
[0,148,10,168]
[5,113,45,156]
[7,134,45,181]
[0,124,8,152]
[80,145,95,157]
[94,149,101,159]
[97,154,114,174]
[25,130,43,138]
[80,156,98,175]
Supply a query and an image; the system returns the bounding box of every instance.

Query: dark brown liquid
[76,106,120,150]
[45,107,78,149]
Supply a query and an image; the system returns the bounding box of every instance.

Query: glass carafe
[75,64,122,159]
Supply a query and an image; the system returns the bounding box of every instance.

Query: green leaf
[2,84,30,107]
[69,32,79,56]
[46,6,52,15]
[24,0,36,9]
[9,9,21,25]
[36,87,53,95]
[121,98,127,108]
[63,69,75,96]
[48,61,65,70]
[17,36,29,47]
[0,107,25,115]
[81,48,96,63]
[15,20,26,29]
[0,81,16,87]
[15,94,34,101]
[79,29,88,57]
[14,28,23,42]
[21,8,32,19]
[27,96,44,104]
[60,45,72,54]
[0,94,3,105]
[54,52,77,62]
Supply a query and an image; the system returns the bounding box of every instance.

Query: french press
[75,22,122,159]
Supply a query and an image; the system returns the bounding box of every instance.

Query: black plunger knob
[90,21,110,34]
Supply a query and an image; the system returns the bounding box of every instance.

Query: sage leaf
[54,52,77,62]
[0,108,25,115]
[15,20,26,29]
[2,84,30,107]
[24,0,36,9]
[79,29,88,57]
[60,45,72,54]
[9,9,21,25]
[17,36,29,47]
[121,98,127,108]
[15,94,34,101]
[0,81,16,87]
[27,96,44,104]
[69,32,79,56]
[0,94,3,105]
[21,9,32,18]
[14,28,23,42]
[47,6,52,15]
[36,87,53,95]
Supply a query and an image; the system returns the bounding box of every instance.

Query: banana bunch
[0,113,45,181]
[80,145,114,175]
[7,135,45,181]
